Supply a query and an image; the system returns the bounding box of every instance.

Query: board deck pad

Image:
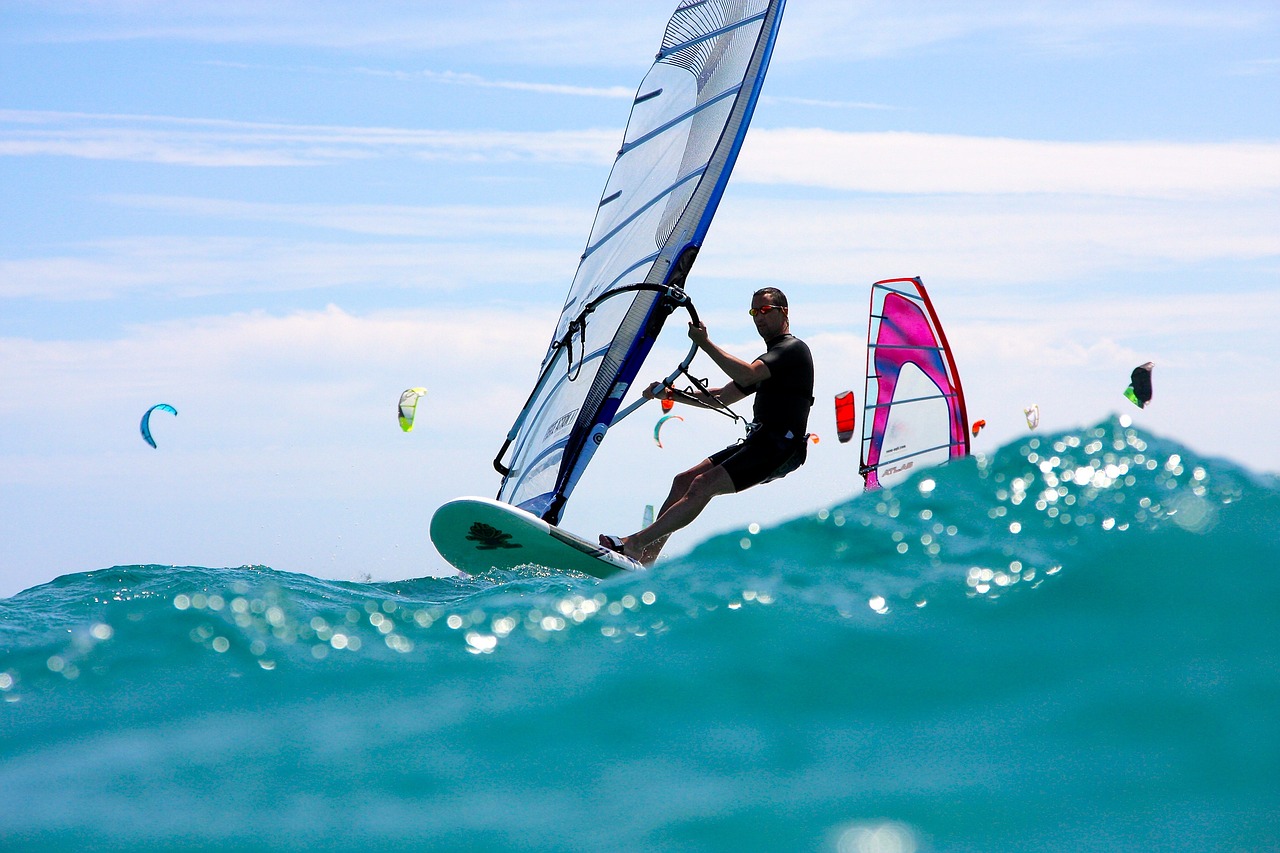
[430,497,641,579]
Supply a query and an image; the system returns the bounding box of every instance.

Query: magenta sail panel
[860,277,969,490]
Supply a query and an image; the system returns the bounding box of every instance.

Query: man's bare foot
[600,534,645,563]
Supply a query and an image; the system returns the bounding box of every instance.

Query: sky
[2,0,1277,597]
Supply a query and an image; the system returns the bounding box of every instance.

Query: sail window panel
[653,96,734,247]
[558,167,698,341]
[620,84,740,158]
[501,344,588,503]
[596,88,733,255]
[509,451,563,516]
[621,63,698,148]
[499,320,621,508]
[566,200,685,331]
[869,364,953,490]
[582,129,690,260]
[565,95,735,326]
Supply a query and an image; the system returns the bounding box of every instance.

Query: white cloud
[0,304,560,592]
[739,130,1280,198]
[0,236,571,300]
[107,196,586,239]
[1230,57,1280,76]
[782,0,1276,60]
[0,110,617,168]
[0,305,553,441]
[5,177,1277,304]
[701,194,1280,287]
[201,62,636,98]
[762,96,900,111]
[3,1,677,64]
[8,111,1278,207]
[363,69,633,99]
[11,0,1272,63]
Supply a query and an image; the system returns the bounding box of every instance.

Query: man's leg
[628,464,735,565]
[632,459,710,565]
[602,459,709,558]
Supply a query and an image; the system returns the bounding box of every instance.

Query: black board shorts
[709,430,808,493]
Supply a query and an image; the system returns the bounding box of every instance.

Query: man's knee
[688,467,733,500]
[672,459,712,493]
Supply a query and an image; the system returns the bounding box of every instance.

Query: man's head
[750,287,789,338]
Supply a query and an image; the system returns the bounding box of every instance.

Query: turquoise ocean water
[2,417,1278,852]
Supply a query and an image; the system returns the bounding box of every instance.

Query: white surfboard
[430,497,642,579]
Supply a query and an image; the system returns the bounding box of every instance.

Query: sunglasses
[749,304,785,317]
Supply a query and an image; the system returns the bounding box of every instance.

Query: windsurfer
[601,287,814,566]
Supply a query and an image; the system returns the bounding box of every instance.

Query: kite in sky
[140,403,177,449]
[834,391,855,444]
[653,414,684,448]
[398,388,426,432]
[1125,362,1154,408]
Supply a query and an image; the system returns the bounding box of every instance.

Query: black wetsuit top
[710,334,815,492]
[735,334,815,439]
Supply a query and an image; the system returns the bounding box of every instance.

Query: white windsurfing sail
[494,0,786,524]
[860,277,970,490]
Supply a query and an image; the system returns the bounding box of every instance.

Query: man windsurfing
[601,287,814,565]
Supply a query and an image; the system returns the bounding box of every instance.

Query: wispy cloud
[1230,57,1280,76]
[0,236,570,301]
[108,195,587,239]
[0,109,616,167]
[762,96,900,111]
[0,304,549,420]
[360,68,633,99]
[706,194,1280,286]
[3,192,1271,304]
[10,1,1272,63]
[4,133,1276,303]
[739,130,1280,199]
[8,111,1280,208]
[2,1,671,64]
[784,0,1277,60]
[203,61,635,98]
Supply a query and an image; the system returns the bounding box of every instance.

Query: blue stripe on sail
[863,439,966,470]
[582,167,706,260]
[868,343,947,352]
[619,84,741,156]
[657,11,767,60]
[863,391,959,411]
[874,283,926,300]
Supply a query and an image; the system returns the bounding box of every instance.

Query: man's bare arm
[688,322,770,387]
